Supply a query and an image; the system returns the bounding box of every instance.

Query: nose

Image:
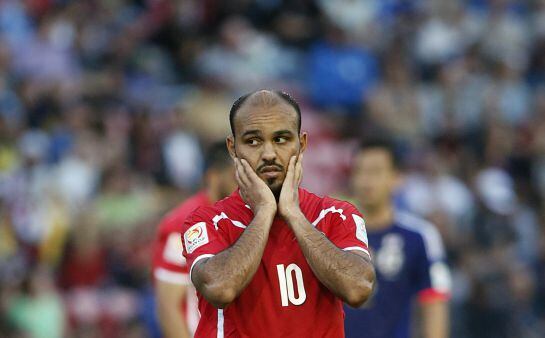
[261,141,277,163]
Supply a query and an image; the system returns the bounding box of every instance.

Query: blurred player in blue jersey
[344,138,451,338]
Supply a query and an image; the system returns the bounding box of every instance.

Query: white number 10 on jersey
[276,264,307,306]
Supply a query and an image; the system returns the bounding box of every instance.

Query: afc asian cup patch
[184,222,209,254]
[352,214,368,246]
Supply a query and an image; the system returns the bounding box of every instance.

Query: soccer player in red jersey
[181,90,375,337]
[153,142,236,338]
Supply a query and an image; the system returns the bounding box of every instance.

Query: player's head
[204,141,237,199]
[351,137,400,211]
[226,89,307,196]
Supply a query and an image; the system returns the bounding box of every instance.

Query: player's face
[351,149,397,210]
[227,101,307,195]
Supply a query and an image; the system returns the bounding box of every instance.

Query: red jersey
[182,188,370,338]
[152,191,211,334]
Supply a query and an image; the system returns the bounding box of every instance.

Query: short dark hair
[356,137,401,170]
[204,141,232,172]
[229,90,302,136]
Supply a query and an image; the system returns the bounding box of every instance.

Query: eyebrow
[241,130,261,138]
[273,130,294,136]
[241,129,295,138]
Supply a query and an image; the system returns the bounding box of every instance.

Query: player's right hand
[235,158,277,214]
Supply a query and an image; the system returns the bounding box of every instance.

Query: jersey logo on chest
[376,234,405,279]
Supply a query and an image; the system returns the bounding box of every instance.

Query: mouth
[261,171,281,179]
[259,166,283,179]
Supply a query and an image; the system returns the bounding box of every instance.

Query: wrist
[252,205,277,231]
[281,207,305,224]
[254,203,277,216]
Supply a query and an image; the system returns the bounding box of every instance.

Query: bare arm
[191,158,276,309]
[285,211,375,307]
[156,281,191,338]
[421,299,449,338]
[279,155,375,307]
[192,208,274,308]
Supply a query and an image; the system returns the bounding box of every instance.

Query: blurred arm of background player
[156,281,191,338]
[421,299,449,338]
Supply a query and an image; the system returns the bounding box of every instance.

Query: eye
[274,136,287,144]
[246,138,261,146]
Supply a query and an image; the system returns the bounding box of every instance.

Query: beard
[265,177,284,199]
[256,162,286,199]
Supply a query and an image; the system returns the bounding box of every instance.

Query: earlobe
[226,136,237,159]
[300,132,308,153]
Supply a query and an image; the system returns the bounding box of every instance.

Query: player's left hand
[278,153,303,220]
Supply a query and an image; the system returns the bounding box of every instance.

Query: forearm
[422,300,449,338]
[193,209,275,308]
[156,282,191,338]
[158,306,191,338]
[286,211,375,307]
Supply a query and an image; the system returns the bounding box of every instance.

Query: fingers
[234,158,250,187]
[237,158,267,188]
[284,156,296,185]
[295,153,303,186]
[234,164,244,187]
[238,155,302,190]
[240,158,261,183]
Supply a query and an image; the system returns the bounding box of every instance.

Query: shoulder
[319,194,362,220]
[394,211,444,259]
[302,188,360,212]
[394,211,439,238]
[184,205,217,225]
[184,193,245,226]
[324,196,360,213]
[301,188,363,227]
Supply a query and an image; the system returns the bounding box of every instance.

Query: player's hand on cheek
[278,154,303,220]
[235,158,277,214]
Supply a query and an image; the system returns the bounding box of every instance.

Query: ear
[226,135,236,159]
[299,132,308,153]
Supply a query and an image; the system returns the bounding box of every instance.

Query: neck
[359,202,394,231]
[206,185,220,203]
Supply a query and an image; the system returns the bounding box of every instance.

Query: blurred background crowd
[1,0,545,337]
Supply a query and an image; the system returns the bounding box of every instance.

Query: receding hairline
[246,89,285,107]
[229,90,302,136]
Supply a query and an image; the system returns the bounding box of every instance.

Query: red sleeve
[322,201,370,259]
[153,213,190,285]
[181,207,230,280]
[418,288,450,303]
[153,231,190,285]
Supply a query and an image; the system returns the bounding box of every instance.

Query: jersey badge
[352,214,368,246]
[184,222,209,254]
